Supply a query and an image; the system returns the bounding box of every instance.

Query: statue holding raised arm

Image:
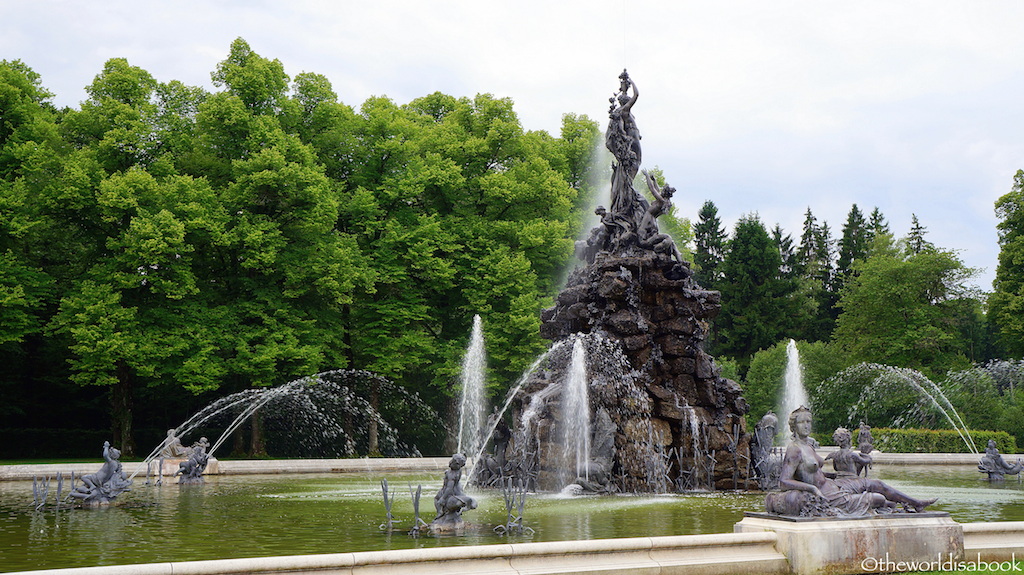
[70,441,132,505]
[638,169,683,263]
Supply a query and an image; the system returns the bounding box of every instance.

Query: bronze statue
[824,427,872,478]
[978,439,1023,480]
[766,407,936,516]
[431,454,477,530]
[69,441,132,505]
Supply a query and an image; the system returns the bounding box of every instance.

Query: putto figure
[825,427,872,478]
[766,407,936,517]
[978,439,1023,480]
[431,454,477,531]
[69,441,133,506]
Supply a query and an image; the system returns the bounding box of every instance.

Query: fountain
[457,315,488,457]
[780,339,807,441]
[509,71,751,493]
[816,363,978,454]
[130,369,441,481]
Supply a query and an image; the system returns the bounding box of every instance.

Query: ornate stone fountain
[508,71,752,492]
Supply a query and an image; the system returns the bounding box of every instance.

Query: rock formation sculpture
[515,71,751,492]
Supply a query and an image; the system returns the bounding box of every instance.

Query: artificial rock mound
[522,252,751,491]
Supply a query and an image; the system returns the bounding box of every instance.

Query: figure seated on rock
[638,170,683,264]
[431,454,477,530]
[575,206,615,263]
[824,427,872,478]
[978,439,1023,480]
[159,428,189,459]
[766,407,936,517]
[70,441,132,505]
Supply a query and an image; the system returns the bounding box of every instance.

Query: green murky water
[1,465,1021,572]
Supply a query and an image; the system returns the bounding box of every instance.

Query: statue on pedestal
[766,407,936,517]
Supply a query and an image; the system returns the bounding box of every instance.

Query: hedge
[872,428,1017,454]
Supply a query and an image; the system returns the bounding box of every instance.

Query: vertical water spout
[457,315,487,456]
[563,336,591,482]
[780,339,808,440]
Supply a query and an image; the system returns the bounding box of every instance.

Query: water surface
[1,465,1019,572]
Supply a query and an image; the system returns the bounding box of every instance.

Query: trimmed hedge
[872,428,1017,454]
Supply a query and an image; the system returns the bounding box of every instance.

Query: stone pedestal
[735,512,964,575]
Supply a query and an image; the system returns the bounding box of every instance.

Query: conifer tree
[694,200,728,289]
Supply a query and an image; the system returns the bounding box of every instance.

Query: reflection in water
[1,465,1021,572]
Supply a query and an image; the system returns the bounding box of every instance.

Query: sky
[5,0,1023,290]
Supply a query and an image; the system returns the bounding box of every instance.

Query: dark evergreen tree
[835,204,869,292]
[715,214,807,372]
[693,200,727,289]
[906,213,933,255]
[866,206,890,248]
[772,223,796,279]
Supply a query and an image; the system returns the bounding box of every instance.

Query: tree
[694,200,727,288]
[211,38,289,115]
[832,245,979,376]
[715,214,808,372]
[773,224,796,279]
[990,171,1024,358]
[866,206,890,248]
[905,213,933,255]
[835,204,869,291]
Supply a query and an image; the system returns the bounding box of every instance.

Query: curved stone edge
[8,521,1024,575]
[5,532,786,575]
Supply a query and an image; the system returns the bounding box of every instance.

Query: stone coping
[10,520,1024,575]
[6,531,788,575]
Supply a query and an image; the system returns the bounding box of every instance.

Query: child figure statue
[431,454,477,531]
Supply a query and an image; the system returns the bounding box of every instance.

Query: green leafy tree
[990,171,1024,358]
[832,245,979,376]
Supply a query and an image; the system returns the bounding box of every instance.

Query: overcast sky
[5,0,1022,289]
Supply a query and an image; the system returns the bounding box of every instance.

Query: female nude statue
[767,407,936,516]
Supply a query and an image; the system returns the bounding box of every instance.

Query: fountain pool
[2,465,1023,572]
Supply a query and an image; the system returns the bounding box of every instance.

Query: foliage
[873,428,1016,454]
[714,214,811,372]
[743,339,850,422]
[832,243,978,376]
[0,40,605,457]
[990,171,1024,358]
[693,200,726,288]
